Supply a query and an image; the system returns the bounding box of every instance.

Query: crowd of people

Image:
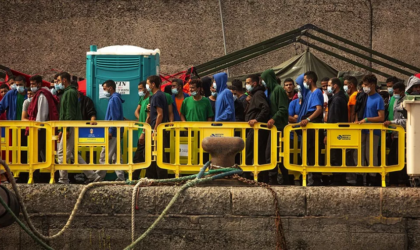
[0,70,419,186]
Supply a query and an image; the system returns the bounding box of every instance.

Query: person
[232,79,247,104]
[288,86,302,168]
[6,76,15,90]
[164,92,174,122]
[71,81,97,122]
[357,74,385,185]
[21,90,34,120]
[298,71,324,185]
[386,77,399,121]
[0,84,9,120]
[180,79,214,122]
[214,72,235,121]
[283,78,297,104]
[261,69,288,185]
[51,73,65,97]
[95,80,126,181]
[147,75,169,179]
[227,85,245,121]
[201,76,212,97]
[132,81,151,180]
[27,75,59,169]
[244,74,270,181]
[405,74,420,95]
[384,82,407,186]
[320,77,330,122]
[345,76,358,122]
[208,83,217,116]
[56,72,101,184]
[323,78,348,185]
[171,79,189,121]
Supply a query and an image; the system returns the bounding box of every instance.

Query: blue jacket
[172,92,190,121]
[296,73,311,122]
[214,72,235,121]
[105,92,125,137]
[0,89,27,120]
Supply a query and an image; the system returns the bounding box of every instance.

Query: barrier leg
[382,170,386,187]
[28,168,33,184]
[129,169,133,181]
[254,170,258,181]
[49,166,55,184]
[302,170,307,187]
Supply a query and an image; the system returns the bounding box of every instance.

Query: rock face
[1,0,419,81]
[1,185,420,250]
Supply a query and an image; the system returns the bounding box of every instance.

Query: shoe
[84,175,101,184]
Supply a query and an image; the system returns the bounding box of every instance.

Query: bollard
[0,185,20,228]
[403,95,420,186]
[202,137,244,168]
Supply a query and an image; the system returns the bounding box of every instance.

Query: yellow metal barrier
[282,123,405,187]
[0,121,53,183]
[156,122,278,180]
[47,121,152,183]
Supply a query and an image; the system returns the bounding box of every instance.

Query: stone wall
[0,0,419,81]
[1,185,420,249]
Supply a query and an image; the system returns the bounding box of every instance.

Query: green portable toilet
[86,45,160,121]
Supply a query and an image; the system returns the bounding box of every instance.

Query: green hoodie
[261,69,288,131]
[59,85,82,121]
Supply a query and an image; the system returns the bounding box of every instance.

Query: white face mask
[303,82,310,89]
[146,84,151,92]
[213,82,217,90]
[327,86,333,94]
[343,85,348,92]
[363,87,371,94]
[262,80,267,87]
[233,95,237,101]
[138,91,145,97]
[388,87,393,95]
[246,84,253,92]
[298,92,302,99]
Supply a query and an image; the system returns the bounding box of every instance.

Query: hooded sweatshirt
[405,75,420,94]
[326,90,348,123]
[245,85,270,123]
[60,85,82,121]
[261,69,288,130]
[214,72,235,121]
[296,73,311,122]
[105,92,125,137]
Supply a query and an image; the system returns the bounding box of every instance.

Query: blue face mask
[55,83,63,90]
[233,95,237,101]
[191,91,197,97]
[103,91,111,97]
[327,86,333,94]
[17,86,25,93]
[394,94,401,99]
[211,91,217,97]
[246,84,253,92]
[171,88,178,95]
[138,91,145,97]
[10,84,17,90]
[388,87,393,95]
[31,87,38,92]
[50,88,57,95]
[298,92,302,99]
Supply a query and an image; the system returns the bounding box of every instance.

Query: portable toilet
[86,45,160,121]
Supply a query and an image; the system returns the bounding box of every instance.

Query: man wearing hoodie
[385,82,407,186]
[95,80,126,181]
[245,74,270,181]
[323,78,348,185]
[57,72,101,184]
[214,72,235,122]
[406,74,420,95]
[261,69,289,185]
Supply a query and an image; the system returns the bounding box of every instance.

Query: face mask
[10,84,17,90]
[17,86,25,93]
[31,87,38,92]
[211,91,217,97]
[191,91,197,97]
[327,86,333,94]
[298,92,302,99]
[262,80,267,87]
[303,82,310,89]
[146,84,151,92]
[297,85,301,91]
[103,91,110,97]
[50,88,57,95]
[246,84,253,92]
[394,94,401,99]
[363,87,371,94]
[138,91,145,97]
[171,88,178,95]
[388,87,393,95]
[233,95,237,101]
[213,82,217,90]
[55,83,63,90]
[28,97,32,102]
[343,85,348,92]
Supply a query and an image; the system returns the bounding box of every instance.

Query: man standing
[227,85,245,121]
[357,74,385,172]
[298,71,324,185]
[261,69,288,185]
[384,82,407,186]
[345,76,358,123]
[95,80,125,181]
[71,81,97,122]
[171,79,189,121]
[27,75,59,163]
[320,77,330,122]
[232,79,247,113]
[147,75,169,179]
[56,72,101,184]
[244,74,270,181]
[324,78,348,185]
[180,79,214,122]
[214,72,235,122]
[283,78,297,104]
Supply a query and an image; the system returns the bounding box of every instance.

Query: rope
[131,178,150,243]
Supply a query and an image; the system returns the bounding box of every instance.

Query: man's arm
[308,105,323,121]
[349,105,356,123]
[134,104,141,120]
[36,95,49,122]
[363,110,385,123]
[180,114,186,121]
[64,91,78,120]
[0,92,10,115]
[289,115,298,123]
[154,107,163,130]
[85,96,97,120]
[168,104,174,122]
